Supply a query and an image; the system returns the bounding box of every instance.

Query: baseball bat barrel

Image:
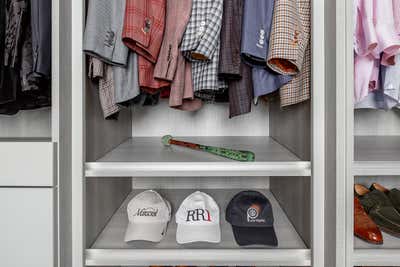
[162,135,255,162]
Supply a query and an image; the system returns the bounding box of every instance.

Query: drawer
[0,188,55,267]
[0,141,56,186]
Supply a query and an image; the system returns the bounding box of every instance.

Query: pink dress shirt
[354,0,400,103]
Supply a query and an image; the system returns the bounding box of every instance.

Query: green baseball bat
[161,135,255,162]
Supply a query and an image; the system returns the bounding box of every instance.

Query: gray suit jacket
[84,0,129,66]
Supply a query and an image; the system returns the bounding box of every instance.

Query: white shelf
[354,219,400,266]
[86,189,310,266]
[353,249,400,266]
[354,136,400,176]
[85,137,311,177]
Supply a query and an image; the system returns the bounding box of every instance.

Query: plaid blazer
[84,0,129,67]
[122,0,166,64]
[268,0,311,106]
[180,0,227,101]
[88,57,121,119]
[139,55,170,94]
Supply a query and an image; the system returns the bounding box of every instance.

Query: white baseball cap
[124,190,171,243]
[175,191,221,244]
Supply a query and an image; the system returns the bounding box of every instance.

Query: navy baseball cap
[226,191,278,246]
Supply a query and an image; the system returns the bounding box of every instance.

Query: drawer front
[0,142,55,186]
[0,188,55,267]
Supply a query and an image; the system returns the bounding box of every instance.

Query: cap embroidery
[247,204,265,223]
[186,209,211,222]
[135,207,158,217]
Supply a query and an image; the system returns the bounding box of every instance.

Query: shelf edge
[85,248,311,266]
[353,161,400,176]
[353,249,400,266]
[85,162,312,177]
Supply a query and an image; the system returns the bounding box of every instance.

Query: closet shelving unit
[338,0,400,266]
[70,1,327,267]
[0,1,63,267]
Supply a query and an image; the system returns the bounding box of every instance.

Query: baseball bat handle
[162,135,255,162]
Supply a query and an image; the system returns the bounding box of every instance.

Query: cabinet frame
[68,0,327,266]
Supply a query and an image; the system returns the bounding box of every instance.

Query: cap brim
[176,224,221,244]
[231,226,278,247]
[124,222,167,243]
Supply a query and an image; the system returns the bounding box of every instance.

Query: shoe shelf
[354,136,400,176]
[353,249,400,266]
[85,189,310,266]
[85,137,311,177]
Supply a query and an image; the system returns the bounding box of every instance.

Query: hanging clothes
[267,0,311,107]
[30,0,52,77]
[219,0,253,118]
[84,0,140,106]
[88,57,121,119]
[153,0,202,111]
[122,0,170,94]
[84,0,129,66]
[0,0,51,115]
[354,0,400,104]
[240,0,292,99]
[180,0,228,102]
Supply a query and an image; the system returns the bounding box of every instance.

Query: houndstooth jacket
[267,0,311,107]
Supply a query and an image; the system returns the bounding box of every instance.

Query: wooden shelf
[354,136,400,176]
[85,137,311,177]
[86,189,310,266]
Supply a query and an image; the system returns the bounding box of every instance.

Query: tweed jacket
[218,0,253,117]
[269,0,311,106]
[180,0,227,101]
[88,57,121,119]
[0,0,5,102]
[122,0,166,64]
[31,0,51,77]
[84,0,129,67]
[267,0,311,76]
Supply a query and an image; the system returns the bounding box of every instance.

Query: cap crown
[226,191,274,227]
[176,191,220,225]
[127,190,171,224]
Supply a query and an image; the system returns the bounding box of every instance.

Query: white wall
[355,109,400,136]
[132,101,269,137]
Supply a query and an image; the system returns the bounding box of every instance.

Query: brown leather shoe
[354,197,383,244]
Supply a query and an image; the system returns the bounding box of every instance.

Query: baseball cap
[226,190,278,246]
[175,191,221,244]
[124,190,171,243]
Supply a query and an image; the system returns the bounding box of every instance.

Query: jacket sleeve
[191,0,223,61]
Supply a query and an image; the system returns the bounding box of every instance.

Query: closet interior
[348,0,400,266]
[83,82,314,267]
[352,110,400,267]
[73,0,326,266]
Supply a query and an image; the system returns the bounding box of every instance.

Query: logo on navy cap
[247,204,265,223]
